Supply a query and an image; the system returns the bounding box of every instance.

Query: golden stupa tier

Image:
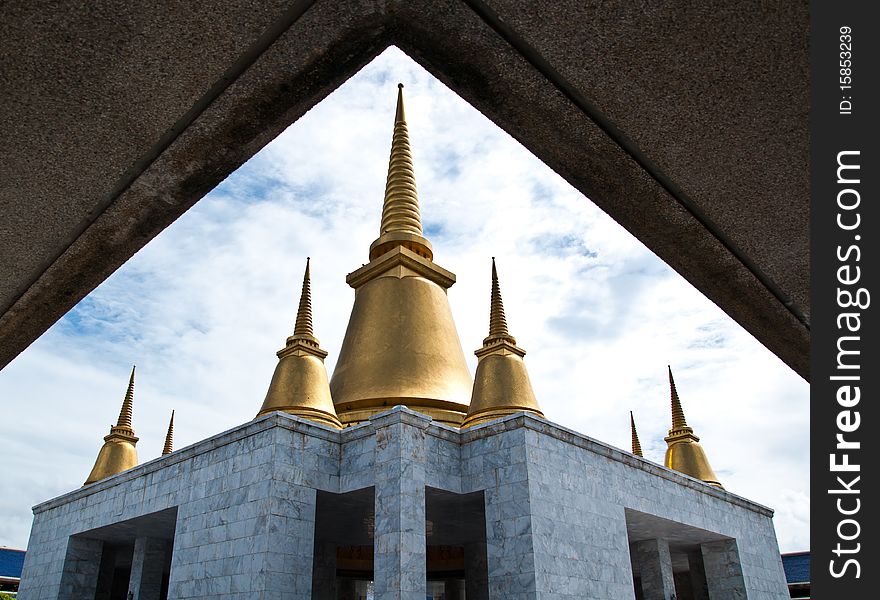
[258,259,342,429]
[664,431,722,488]
[462,259,543,428]
[462,340,541,428]
[84,366,140,485]
[663,367,723,488]
[330,246,473,426]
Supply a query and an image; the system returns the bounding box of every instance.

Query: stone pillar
[464,540,489,600]
[265,482,318,599]
[58,537,104,600]
[687,550,709,600]
[633,539,677,600]
[94,544,117,600]
[337,577,358,600]
[128,537,167,600]
[701,539,746,599]
[478,427,538,599]
[312,542,338,600]
[372,408,429,600]
[445,578,466,600]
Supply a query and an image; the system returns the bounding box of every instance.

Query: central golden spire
[369,84,433,261]
[330,84,472,426]
[663,367,723,488]
[84,366,140,485]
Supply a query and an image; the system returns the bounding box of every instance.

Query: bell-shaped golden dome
[84,366,140,485]
[258,259,342,429]
[462,259,544,428]
[663,367,723,488]
[330,85,472,427]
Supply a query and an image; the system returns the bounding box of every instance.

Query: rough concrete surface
[0,1,809,378]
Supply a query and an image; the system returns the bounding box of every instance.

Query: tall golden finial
[462,259,544,428]
[258,259,342,429]
[630,411,643,457]
[663,367,723,488]
[84,366,140,485]
[369,84,433,261]
[162,410,175,455]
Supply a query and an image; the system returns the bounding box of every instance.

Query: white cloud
[0,47,808,553]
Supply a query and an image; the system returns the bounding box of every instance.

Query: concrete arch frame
[0,0,809,378]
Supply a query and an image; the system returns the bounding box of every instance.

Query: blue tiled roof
[782,551,810,584]
[0,548,25,579]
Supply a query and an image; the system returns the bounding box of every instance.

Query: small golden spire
[630,411,643,457]
[292,258,317,343]
[84,366,140,485]
[486,258,514,343]
[462,259,544,428]
[369,84,433,261]
[116,366,135,429]
[663,367,723,488]
[258,259,342,429]
[162,410,175,455]
[669,365,688,430]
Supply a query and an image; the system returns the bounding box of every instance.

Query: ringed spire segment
[486,257,514,343]
[630,411,643,457]
[291,258,318,345]
[116,365,136,429]
[370,84,433,261]
[162,410,175,455]
[669,365,689,431]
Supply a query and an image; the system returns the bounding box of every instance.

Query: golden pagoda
[462,259,543,428]
[663,366,723,488]
[162,410,175,455]
[84,366,140,485]
[329,84,472,426]
[258,258,342,429]
[630,411,643,457]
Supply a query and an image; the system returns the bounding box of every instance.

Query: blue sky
[0,47,809,552]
